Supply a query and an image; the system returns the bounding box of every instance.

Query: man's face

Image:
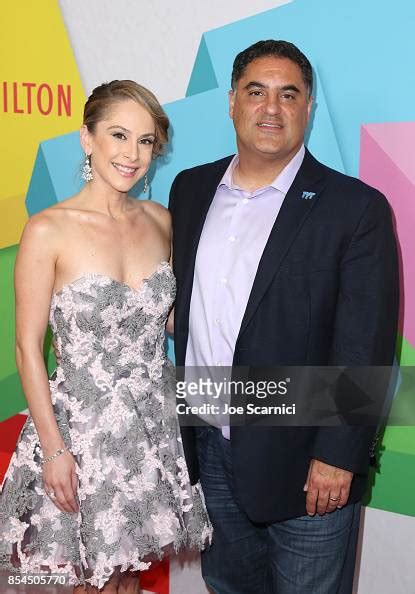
[229,56,312,164]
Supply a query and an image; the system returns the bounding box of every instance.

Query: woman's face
[81,99,156,193]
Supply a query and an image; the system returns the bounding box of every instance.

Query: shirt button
[228,235,236,242]
[242,198,249,204]
[214,318,220,325]
[220,277,227,284]
[216,361,223,366]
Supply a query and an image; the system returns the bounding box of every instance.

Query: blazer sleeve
[168,170,183,217]
[311,191,399,474]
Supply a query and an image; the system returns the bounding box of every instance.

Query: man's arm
[168,171,182,217]
[306,190,399,514]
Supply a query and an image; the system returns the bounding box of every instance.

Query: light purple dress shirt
[185,145,305,437]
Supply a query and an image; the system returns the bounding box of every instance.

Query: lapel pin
[301,191,316,200]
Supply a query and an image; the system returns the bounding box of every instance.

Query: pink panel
[362,122,415,186]
[360,124,415,349]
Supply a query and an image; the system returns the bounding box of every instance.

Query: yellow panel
[0,0,85,225]
[0,195,28,249]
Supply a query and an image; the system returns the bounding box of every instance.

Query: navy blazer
[169,149,399,523]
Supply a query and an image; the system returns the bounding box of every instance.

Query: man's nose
[263,93,282,115]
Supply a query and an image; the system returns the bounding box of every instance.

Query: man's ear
[228,89,235,119]
[80,125,92,155]
[306,96,314,123]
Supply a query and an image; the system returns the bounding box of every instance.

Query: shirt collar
[218,144,305,196]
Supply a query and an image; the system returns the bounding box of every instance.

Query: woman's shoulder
[21,197,81,244]
[140,199,171,228]
[22,209,60,239]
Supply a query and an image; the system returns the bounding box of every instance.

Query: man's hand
[303,459,353,516]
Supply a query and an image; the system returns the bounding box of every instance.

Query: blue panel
[25,146,57,215]
[152,88,237,207]
[40,131,84,201]
[186,34,219,97]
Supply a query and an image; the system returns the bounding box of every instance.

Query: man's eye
[249,90,264,96]
[112,132,126,140]
[281,94,295,100]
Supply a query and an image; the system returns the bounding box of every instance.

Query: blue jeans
[196,427,360,594]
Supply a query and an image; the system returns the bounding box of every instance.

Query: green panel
[0,245,18,380]
[0,373,27,422]
[45,329,57,374]
[382,365,415,428]
[382,426,415,455]
[365,448,415,517]
[361,334,415,516]
[0,244,25,421]
[398,335,415,365]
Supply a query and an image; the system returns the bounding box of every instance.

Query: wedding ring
[329,496,340,501]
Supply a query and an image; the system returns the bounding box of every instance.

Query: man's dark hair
[231,40,313,97]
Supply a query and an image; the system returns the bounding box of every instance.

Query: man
[169,40,398,593]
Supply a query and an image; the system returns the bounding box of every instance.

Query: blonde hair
[83,80,169,157]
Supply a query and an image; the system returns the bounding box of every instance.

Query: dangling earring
[82,153,93,182]
[143,174,148,193]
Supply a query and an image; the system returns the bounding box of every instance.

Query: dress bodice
[48,261,175,398]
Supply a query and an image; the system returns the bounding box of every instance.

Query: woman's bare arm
[15,212,78,513]
[166,307,174,335]
[15,214,62,453]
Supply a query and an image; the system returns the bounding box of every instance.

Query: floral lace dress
[0,261,212,589]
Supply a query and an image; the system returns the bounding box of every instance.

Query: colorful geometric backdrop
[1,1,414,592]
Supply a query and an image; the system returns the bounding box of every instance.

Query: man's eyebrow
[244,81,267,90]
[280,84,301,93]
[243,82,302,94]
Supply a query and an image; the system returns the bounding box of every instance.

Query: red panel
[0,413,27,482]
[141,558,170,594]
[0,413,27,451]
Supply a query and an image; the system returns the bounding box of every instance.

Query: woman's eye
[112,132,126,140]
[140,138,155,145]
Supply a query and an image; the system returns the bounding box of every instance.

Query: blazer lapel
[238,150,327,338]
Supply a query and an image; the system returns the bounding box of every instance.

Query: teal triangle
[25,145,57,215]
[186,34,218,97]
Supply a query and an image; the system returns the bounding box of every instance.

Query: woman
[0,80,211,593]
